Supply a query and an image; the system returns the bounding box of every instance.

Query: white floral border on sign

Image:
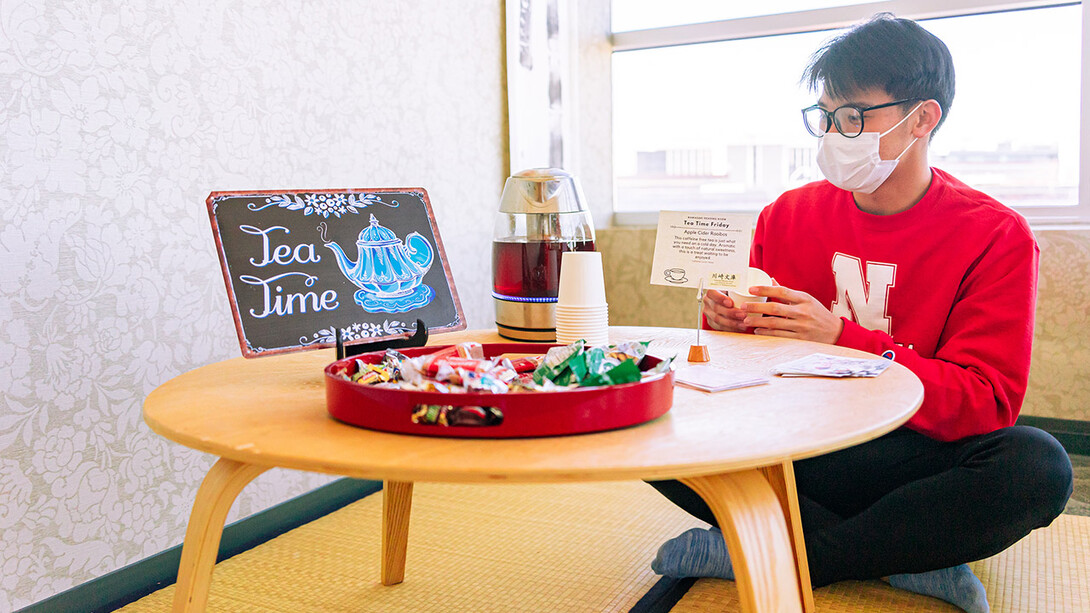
[300,319,411,346]
[209,192,402,218]
[247,193,400,218]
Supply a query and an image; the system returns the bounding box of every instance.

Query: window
[610,1,1088,225]
[612,1,885,31]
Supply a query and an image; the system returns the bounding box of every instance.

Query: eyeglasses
[802,99,915,138]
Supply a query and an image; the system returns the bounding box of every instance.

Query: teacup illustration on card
[663,268,688,284]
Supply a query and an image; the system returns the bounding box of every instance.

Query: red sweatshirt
[750,168,1039,442]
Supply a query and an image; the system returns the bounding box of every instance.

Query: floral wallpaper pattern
[0,0,503,609]
[602,227,1090,422]
[1028,229,1090,421]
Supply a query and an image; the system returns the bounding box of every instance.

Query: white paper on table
[674,365,770,393]
[649,211,754,291]
[770,353,892,378]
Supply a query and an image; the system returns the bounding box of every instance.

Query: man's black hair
[803,13,955,135]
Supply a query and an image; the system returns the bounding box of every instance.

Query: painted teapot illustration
[320,214,435,313]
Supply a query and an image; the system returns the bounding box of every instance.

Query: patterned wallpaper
[0,1,504,609]
[601,226,1090,422]
[1029,229,1090,421]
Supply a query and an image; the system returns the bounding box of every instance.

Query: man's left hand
[741,285,845,344]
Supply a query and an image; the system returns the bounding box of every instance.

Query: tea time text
[237,225,339,318]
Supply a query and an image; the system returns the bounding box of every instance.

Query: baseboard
[1016,415,1090,456]
[16,478,383,613]
[629,577,698,613]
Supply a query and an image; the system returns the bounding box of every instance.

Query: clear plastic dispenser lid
[498,168,590,214]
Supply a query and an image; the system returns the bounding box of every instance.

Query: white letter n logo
[830,253,897,335]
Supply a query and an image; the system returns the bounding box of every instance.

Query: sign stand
[336,318,430,360]
[687,279,710,362]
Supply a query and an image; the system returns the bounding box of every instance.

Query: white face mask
[816,102,924,194]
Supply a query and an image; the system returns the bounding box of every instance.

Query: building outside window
[609,1,1087,225]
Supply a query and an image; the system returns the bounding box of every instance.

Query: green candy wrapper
[567,350,589,381]
[580,358,642,387]
[532,340,658,388]
[533,340,585,385]
[583,347,606,376]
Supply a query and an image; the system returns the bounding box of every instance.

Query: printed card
[649,211,754,290]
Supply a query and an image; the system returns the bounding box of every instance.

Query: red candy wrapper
[428,356,492,376]
[507,356,542,373]
[419,345,458,372]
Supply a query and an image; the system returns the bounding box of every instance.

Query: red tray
[324,343,674,438]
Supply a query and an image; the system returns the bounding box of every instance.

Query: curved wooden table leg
[173,458,269,612]
[682,470,803,613]
[760,461,814,613]
[381,480,414,585]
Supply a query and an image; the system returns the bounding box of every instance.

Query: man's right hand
[703,289,749,332]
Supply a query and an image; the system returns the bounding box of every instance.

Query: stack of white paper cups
[555,251,609,346]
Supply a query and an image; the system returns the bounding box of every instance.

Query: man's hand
[741,285,845,344]
[702,289,749,333]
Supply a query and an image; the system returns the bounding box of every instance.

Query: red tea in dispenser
[492,239,596,298]
[492,169,596,341]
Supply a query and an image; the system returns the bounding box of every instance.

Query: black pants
[648,425,1073,587]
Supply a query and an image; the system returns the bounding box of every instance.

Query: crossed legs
[649,426,1073,607]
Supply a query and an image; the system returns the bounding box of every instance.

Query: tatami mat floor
[115,482,705,612]
[114,453,1090,612]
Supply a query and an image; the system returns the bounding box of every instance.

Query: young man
[648,14,1073,613]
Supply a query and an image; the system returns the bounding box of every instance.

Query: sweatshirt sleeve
[835,222,1039,441]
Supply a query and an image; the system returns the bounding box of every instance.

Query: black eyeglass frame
[801,98,916,138]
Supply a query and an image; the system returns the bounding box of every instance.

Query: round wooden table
[145,326,923,613]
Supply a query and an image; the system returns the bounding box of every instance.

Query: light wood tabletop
[145,326,923,613]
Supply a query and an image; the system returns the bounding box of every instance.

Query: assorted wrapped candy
[335,340,671,394]
[532,340,657,387]
[411,404,504,427]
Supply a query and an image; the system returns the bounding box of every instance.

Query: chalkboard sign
[207,188,466,358]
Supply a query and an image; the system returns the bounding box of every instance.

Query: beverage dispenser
[492,169,596,341]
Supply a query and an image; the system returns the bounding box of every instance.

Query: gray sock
[651,527,734,580]
[888,564,990,613]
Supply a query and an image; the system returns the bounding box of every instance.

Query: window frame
[607,0,1089,227]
